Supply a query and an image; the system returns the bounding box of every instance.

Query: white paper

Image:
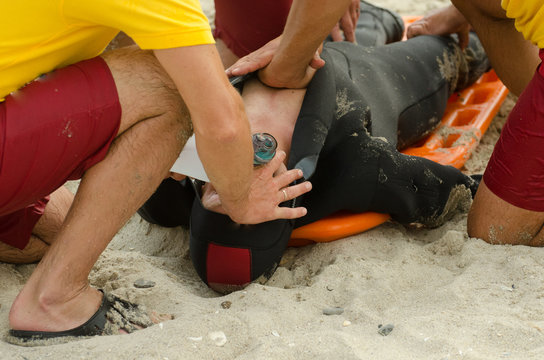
[170,135,209,182]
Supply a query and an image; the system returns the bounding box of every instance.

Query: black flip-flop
[7,290,152,346]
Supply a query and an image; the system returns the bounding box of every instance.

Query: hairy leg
[0,186,73,264]
[468,180,544,246]
[9,47,191,333]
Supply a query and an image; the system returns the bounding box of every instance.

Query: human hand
[200,182,225,214]
[207,151,312,224]
[225,36,325,88]
[257,48,323,89]
[330,0,360,42]
[406,5,471,49]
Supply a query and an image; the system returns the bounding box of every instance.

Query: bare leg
[0,187,73,264]
[468,180,544,246]
[9,47,191,333]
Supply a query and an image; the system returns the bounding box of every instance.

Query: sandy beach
[2,0,544,359]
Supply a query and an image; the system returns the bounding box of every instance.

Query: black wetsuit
[138,3,490,293]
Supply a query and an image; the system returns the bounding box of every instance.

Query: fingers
[340,12,357,43]
[309,50,326,70]
[275,167,306,190]
[342,20,356,43]
[225,36,281,77]
[457,29,470,50]
[274,205,308,220]
[406,4,471,45]
[201,183,227,214]
[226,57,263,77]
[406,21,429,39]
[351,0,360,25]
[278,181,312,204]
[262,150,287,177]
[330,24,343,42]
[225,51,270,77]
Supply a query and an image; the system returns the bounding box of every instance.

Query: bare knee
[468,180,544,246]
[32,186,74,245]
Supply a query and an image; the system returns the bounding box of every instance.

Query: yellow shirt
[0,0,214,99]
[502,0,544,48]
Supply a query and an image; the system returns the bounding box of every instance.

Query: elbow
[196,99,248,144]
[197,117,245,145]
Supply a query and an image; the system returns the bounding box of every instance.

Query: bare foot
[9,284,104,334]
[406,5,471,49]
[8,285,170,345]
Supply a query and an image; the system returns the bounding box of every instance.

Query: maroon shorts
[0,57,121,249]
[483,49,544,211]
[214,0,292,57]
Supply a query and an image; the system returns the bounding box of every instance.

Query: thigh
[100,46,189,136]
[470,58,544,245]
[0,57,121,215]
[482,57,544,212]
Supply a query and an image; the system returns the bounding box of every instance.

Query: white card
[170,135,209,182]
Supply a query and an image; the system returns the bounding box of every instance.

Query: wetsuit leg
[296,33,488,226]
[322,33,489,149]
[296,133,479,228]
[355,0,405,46]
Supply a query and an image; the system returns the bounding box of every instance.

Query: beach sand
[2,1,544,359]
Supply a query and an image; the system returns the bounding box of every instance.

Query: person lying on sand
[138,2,491,293]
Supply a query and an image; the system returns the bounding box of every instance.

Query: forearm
[194,85,253,210]
[268,0,351,83]
[154,45,253,212]
[452,0,539,95]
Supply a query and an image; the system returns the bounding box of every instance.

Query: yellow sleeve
[63,0,215,49]
[501,0,544,48]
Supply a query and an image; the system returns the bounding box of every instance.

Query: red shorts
[483,49,544,211]
[0,57,121,249]
[214,0,292,57]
